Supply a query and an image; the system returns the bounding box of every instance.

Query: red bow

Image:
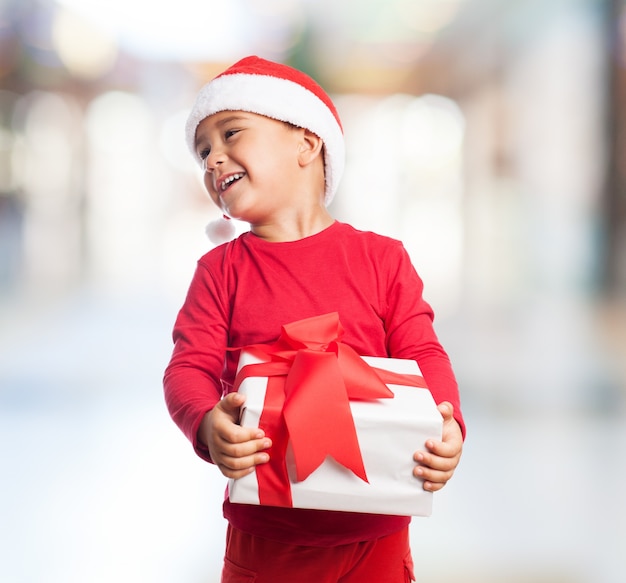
[232,312,427,508]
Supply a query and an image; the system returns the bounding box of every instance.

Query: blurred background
[1,0,625,581]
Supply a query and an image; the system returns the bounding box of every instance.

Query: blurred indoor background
[1,0,625,581]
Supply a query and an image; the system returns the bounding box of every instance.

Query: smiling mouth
[220,173,245,192]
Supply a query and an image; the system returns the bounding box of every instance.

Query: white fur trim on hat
[185,56,345,206]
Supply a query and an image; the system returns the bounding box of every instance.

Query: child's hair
[185,55,346,207]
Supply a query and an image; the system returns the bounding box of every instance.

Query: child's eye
[199,148,210,171]
[225,129,239,139]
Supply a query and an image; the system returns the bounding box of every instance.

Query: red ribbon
[232,312,427,508]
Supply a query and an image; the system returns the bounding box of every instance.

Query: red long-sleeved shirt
[164,221,465,546]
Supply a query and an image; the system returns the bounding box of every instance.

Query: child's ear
[297,129,324,167]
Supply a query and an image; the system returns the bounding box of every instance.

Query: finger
[423,438,462,459]
[217,422,268,446]
[417,434,462,461]
[216,443,272,479]
[422,479,446,492]
[413,465,454,491]
[219,435,272,457]
[206,415,269,469]
[413,449,458,472]
[218,449,271,478]
[213,401,266,442]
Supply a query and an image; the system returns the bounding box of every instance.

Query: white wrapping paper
[228,352,443,516]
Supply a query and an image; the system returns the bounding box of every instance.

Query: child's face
[194,110,307,224]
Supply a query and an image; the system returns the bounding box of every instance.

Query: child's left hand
[413,401,463,492]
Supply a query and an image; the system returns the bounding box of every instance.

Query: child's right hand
[198,392,272,479]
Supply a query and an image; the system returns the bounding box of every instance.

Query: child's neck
[251,210,334,242]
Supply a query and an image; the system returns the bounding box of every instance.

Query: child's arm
[412,402,463,492]
[197,392,273,479]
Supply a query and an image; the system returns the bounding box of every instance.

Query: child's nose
[203,148,226,173]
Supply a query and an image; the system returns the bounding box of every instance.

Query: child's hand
[413,401,463,492]
[198,392,272,479]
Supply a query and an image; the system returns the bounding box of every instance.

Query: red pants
[221,525,416,583]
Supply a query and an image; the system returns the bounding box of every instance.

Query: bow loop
[332,342,394,400]
[280,312,344,351]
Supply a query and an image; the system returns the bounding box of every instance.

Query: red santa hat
[185,56,345,244]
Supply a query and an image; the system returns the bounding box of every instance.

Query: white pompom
[205,216,237,245]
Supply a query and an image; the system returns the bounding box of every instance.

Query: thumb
[221,391,246,412]
[438,401,454,421]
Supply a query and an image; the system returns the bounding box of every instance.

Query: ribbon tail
[373,368,428,389]
[283,350,368,483]
[256,375,293,507]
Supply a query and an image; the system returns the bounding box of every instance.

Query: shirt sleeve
[383,243,466,439]
[163,258,230,461]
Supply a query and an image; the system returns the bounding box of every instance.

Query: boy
[164,56,465,583]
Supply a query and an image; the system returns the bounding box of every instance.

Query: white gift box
[228,351,443,516]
